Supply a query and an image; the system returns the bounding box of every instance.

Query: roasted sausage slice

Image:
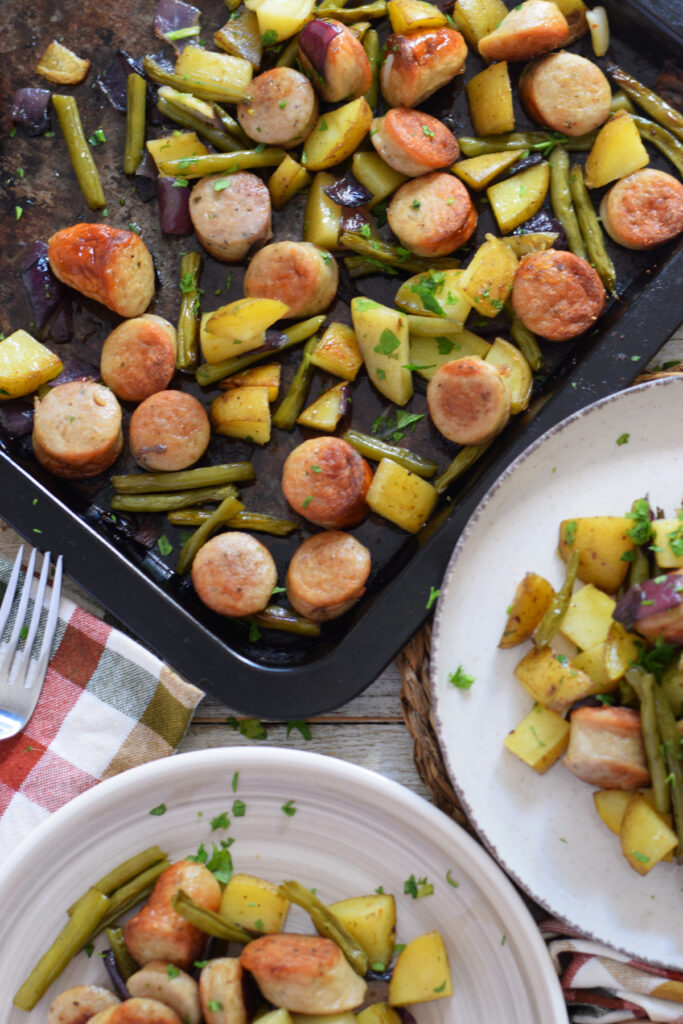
[564,706,650,790]
[511,249,606,341]
[427,356,511,445]
[387,172,476,257]
[298,19,372,103]
[519,51,611,136]
[600,168,683,250]
[287,531,371,621]
[237,68,318,148]
[189,172,272,262]
[370,107,459,177]
[48,223,155,318]
[191,532,277,617]
[282,437,372,528]
[199,959,248,1024]
[33,381,123,479]
[126,962,201,1024]
[100,315,176,403]
[478,0,569,62]
[244,241,338,318]
[129,391,210,472]
[380,27,467,108]
[48,986,120,1024]
[87,999,183,1024]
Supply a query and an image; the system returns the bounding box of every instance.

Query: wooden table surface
[2,327,682,808]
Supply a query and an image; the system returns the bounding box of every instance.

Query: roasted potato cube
[502,231,559,256]
[201,298,289,363]
[210,386,271,444]
[351,298,412,406]
[451,0,509,48]
[558,516,635,592]
[486,162,550,234]
[303,173,343,251]
[466,61,515,136]
[394,269,473,323]
[35,39,90,84]
[219,363,281,402]
[174,44,253,95]
[388,932,452,1006]
[458,234,518,318]
[214,7,263,67]
[220,872,290,932]
[452,150,525,191]
[245,0,316,43]
[366,458,438,533]
[296,382,350,431]
[650,519,683,569]
[146,131,209,173]
[290,1016,355,1024]
[351,151,407,208]
[499,571,554,648]
[620,793,678,875]
[408,330,490,381]
[310,323,363,380]
[327,893,396,966]
[0,330,63,400]
[514,647,602,714]
[570,642,611,689]
[356,1005,402,1024]
[388,0,448,32]
[504,703,570,773]
[269,155,312,210]
[594,788,632,835]
[560,584,616,650]
[258,1011,293,1024]
[604,622,641,683]
[485,337,532,413]
[584,112,649,189]
[302,97,373,172]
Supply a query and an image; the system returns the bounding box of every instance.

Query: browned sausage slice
[243,241,338,318]
[33,381,123,479]
[427,356,511,445]
[191,532,277,617]
[48,986,120,1024]
[564,706,650,790]
[478,0,569,62]
[88,999,183,1024]
[100,314,176,403]
[286,531,371,621]
[387,172,477,257]
[48,223,155,318]
[189,172,272,262]
[380,27,468,108]
[129,391,210,472]
[199,959,248,1024]
[298,19,372,103]
[519,51,611,136]
[281,437,372,528]
[370,107,459,178]
[237,68,318,147]
[600,168,683,250]
[511,249,606,341]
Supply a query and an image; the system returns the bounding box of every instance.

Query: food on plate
[599,168,683,249]
[201,297,290,364]
[244,241,338,317]
[486,161,550,232]
[48,224,155,318]
[369,108,459,177]
[126,962,201,1022]
[129,391,210,471]
[583,111,650,189]
[557,515,635,592]
[298,20,372,103]
[427,356,511,445]
[281,436,372,528]
[350,297,412,405]
[379,27,468,109]
[198,959,247,1023]
[88,999,183,1022]
[0,329,63,400]
[46,985,121,1022]
[100,315,177,403]
[478,0,569,61]
[191,531,278,615]
[286,530,371,621]
[563,706,650,789]
[387,173,477,256]
[33,381,123,479]
[365,457,439,533]
[511,249,607,340]
[519,51,611,135]
[301,96,373,172]
[189,173,272,262]
[387,931,453,1006]
[466,61,515,137]
[236,68,318,147]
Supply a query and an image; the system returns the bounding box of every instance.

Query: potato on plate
[499,571,554,648]
[366,458,438,533]
[326,892,396,965]
[584,112,649,189]
[356,1005,401,1024]
[570,641,611,689]
[486,162,550,234]
[221,872,290,932]
[650,519,683,569]
[388,931,452,1006]
[466,61,515,137]
[514,647,602,714]
[504,703,570,772]
[0,330,63,400]
[604,622,641,683]
[351,298,412,405]
[559,583,616,650]
[302,97,373,172]
[558,516,635,592]
[620,793,678,875]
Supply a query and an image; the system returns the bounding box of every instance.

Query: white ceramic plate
[0,747,565,1022]
[431,377,683,970]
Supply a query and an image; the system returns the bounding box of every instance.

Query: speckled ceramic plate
[0,748,565,1021]
[431,376,683,970]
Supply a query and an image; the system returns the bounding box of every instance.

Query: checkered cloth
[0,555,204,863]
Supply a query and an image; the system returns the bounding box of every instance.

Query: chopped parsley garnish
[157,535,173,557]
[564,520,578,547]
[616,433,630,445]
[232,799,246,817]
[311,464,321,473]
[287,719,312,739]
[240,718,268,740]
[261,28,278,45]
[213,178,233,191]
[371,407,423,442]
[279,100,287,109]
[668,523,683,557]
[232,771,239,792]
[281,799,297,816]
[411,199,421,209]
[448,665,475,689]
[436,336,456,355]
[360,223,372,238]
[353,297,378,311]
[422,124,434,137]
[595,693,616,705]
[208,1000,224,1012]
[374,328,401,358]
[426,586,440,610]
[409,269,446,317]
[302,495,313,508]
[210,812,230,831]
[631,850,650,864]
[433,979,447,992]
[635,635,678,682]
[404,874,433,898]
[626,498,653,546]
[167,964,181,977]
[188,840,234,884]
[248,622,261,643]
[318,118,328,131]
[15,206,23,221]
[149,803,167,816]
[446,869,459,888]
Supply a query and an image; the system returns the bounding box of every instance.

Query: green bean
[315,1,386,19]
[176,251,202,372]
[278,880,368,974]
[212,103,252,146]
[549,146,586,260]
[157,96,243,152]
[607,63,683,142]
[433,443,491,494]
[318,0,348,8]
[340,231,460,275]
[102,860,171,925]
[77,844,167,904]
[534,548,579,649]
[344,429,438,478]
[247,605,321,637]
[105,928,138,981]
[662,664,683,719]
[169,509,299,535]
[13,887,110,1010]
[568,163,616,294]
[113,463,254,494]
[619,676,639,708]
[123,73,147,175]
[457,131,596,158]
[628,546,651,588]
[405,315,465,336]
[143,56,249,104]
[610,91,636,115]
[363,29,380,109]
[652,685,683,861]
[171,889,253,942]
[159,147,286,178]
[225,0,241,11]
[632,114,683,178]
[503,300,543,372]
[196,315,326,387]
[112,485,239,513]
[272,335,318,431]
[276,34,301,67]
[625,668,669,814]
[52,95,106,210]
[176,495,244,574]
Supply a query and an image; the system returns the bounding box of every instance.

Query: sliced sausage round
[199,959,248,1024]
[512,249,607,341]
[287,531,371,622]
[387,172,477,257]
[281,437,372,529]
[380,27,467,108]
[600,168,683,250]
[298,19,372,103]
[370,107,459,177]
[519,51,611,136]
[243,241,338,318]
[33,381,123,479]
[191,532,277,617]
[237,68,318,148]
[87,999,183,1024]
[129,391,210,472]
[126,962,201,1024]
[427,356,511,445]
[48,986,120,1024]
[478,0,569,62]
[100,314,176,403]
[189,172,271,263]
[48,223,155,318]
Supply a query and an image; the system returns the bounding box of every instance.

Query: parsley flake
[448,665,475,689]
[232,771,239,792]
[374,328,401,358]
[404,874,433,898]
[426,586,440,611]
[616,433,630,446]
[281,799,297,816]
[422,124,434,137]
[232,799,246,817]
[149,803,167,816]
[210,812,230,831]
[157,535,173,557]
[167,964,181,977]
[287,719,312,739]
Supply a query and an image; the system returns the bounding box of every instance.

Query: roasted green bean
[157,96,243,153]
[52,95,106,210]
[143,56,249,104]
[278,880,368,974]
[318,0,348,8]
[177,251,202,371]
[169,509,299,535]
[113,463,254,494]
[626,668,670,814]
[549,146,587,260]
[102,860,171,925]
[628,545,651,588]
[607,63,683,142]
[105,928,138,981]
[159,147,286,178]
[276,34,301,67]
[111,485,239,513]
[503,300,543,372]
[610,91,636,115]
[212,103,252,146]
[272,335,318,430]
[176,495,244,574]
[86,844,167,899]
[569,163,616,294]
[433,443,491,494]
[196,315,325,387]
[652,685,683,861]
[247,605,321,637]
[315,1,386,19]
[534,548,579,648]
[124,73,147,175]
[171,890,253,942]
[632,114,683,178]
[340,231,460,275]
[363,29,380,109]
[344,429,438,478]
[457,131,597,158]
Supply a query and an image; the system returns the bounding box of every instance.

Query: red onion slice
[0,401,34,437]
[103,950,131,1000]
[155,0,201,53]
[21,241,72,335]
[97,50,146,113]
[132,150,159,202]
[514,211,568,249]
[11,88,51,135]
[157,176,193,234]
[49,357,101,387]
[324,171,373,208]
[299,19,343,79]
[341,204,372,234]
[614,575,683,630]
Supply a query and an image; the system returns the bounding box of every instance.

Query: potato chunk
[558,516,635,592]
[0,330,63,399]
[486,162,550,234]
[620,793,678,875]
[210,387,271,444]
[584,112,649,189]
[499,572,554,648]
[388,932,452,1006]
[36,39,90,83]
[466,61,515,136]
[351,298,412,406]
[504,703,570,772]
[559,584,616,650]
[302,97,373,172]
[220,873,290,933]
[326,893,396,966]
[366,458,438,533]
[514,647,602,713]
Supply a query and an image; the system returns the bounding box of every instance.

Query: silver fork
[0,547,63,741]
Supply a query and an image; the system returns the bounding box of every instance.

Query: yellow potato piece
[559,583,616,650]
[36,40,90,84]
[571,642,613,689]
[245,0,316,42]
[366,458,438,534]
[210,386,271,444]
[351,151,407,208]
[327,893,397,965]
[485,337,532,414]
[458,234,518,318]
[310,323,363,380]
[351,298,412,406]
[0,330,63,400]
[356,1005,402,1024]
[395,269,473,323]
[451,0,508,47]
[604,622,641,683]
[388,0,448,31]
[452,150,525,191]
[174,45,253,94]
[594,788,632,835]
[466,61,515,136]
[499,571,554,648]
[220,872,290,932]
[408,331,490,381]
[504,703,570,772]
[584,112,649,189]
[220,363,281,402]
[620,793,678,875]
[303,98,373,172]
[514,646,602,714]
[486,162,550,234]
[201,298,289,364]
[388,931,452,1006]
[303,173,343,251]
[650,520,683,569]
[558,516,635,592]
[146,131,209,174]
[269,155,312,210]
[296,382,348,431]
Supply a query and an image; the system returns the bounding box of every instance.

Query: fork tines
[0,547,63,689]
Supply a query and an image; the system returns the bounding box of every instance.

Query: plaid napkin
[0,553,204,863]
[540,920,683,1022]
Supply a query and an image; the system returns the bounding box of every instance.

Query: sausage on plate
[387,172,477,257]
[33,381,123,479]
[243,241,338,318]
[189,173,272,262]
[100,314,176,403]
[287,531,371,621]
[519,51,611,136]
[478,0,569,62]
[380,27,468,108]
[511,249,606,341]
[191,532,277,617]
[564,706,650,790]
[237,68,318,148]
[370,107,459,177]
[129,391,210,472]
[298,19,372,103]
[282,436,372,528]
[87,999,183,1024]
[126,962,201,1024]
[48,986,120,1024]
[199,959,248,1024]
[600,168,683,250]
[427,356,511,445]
